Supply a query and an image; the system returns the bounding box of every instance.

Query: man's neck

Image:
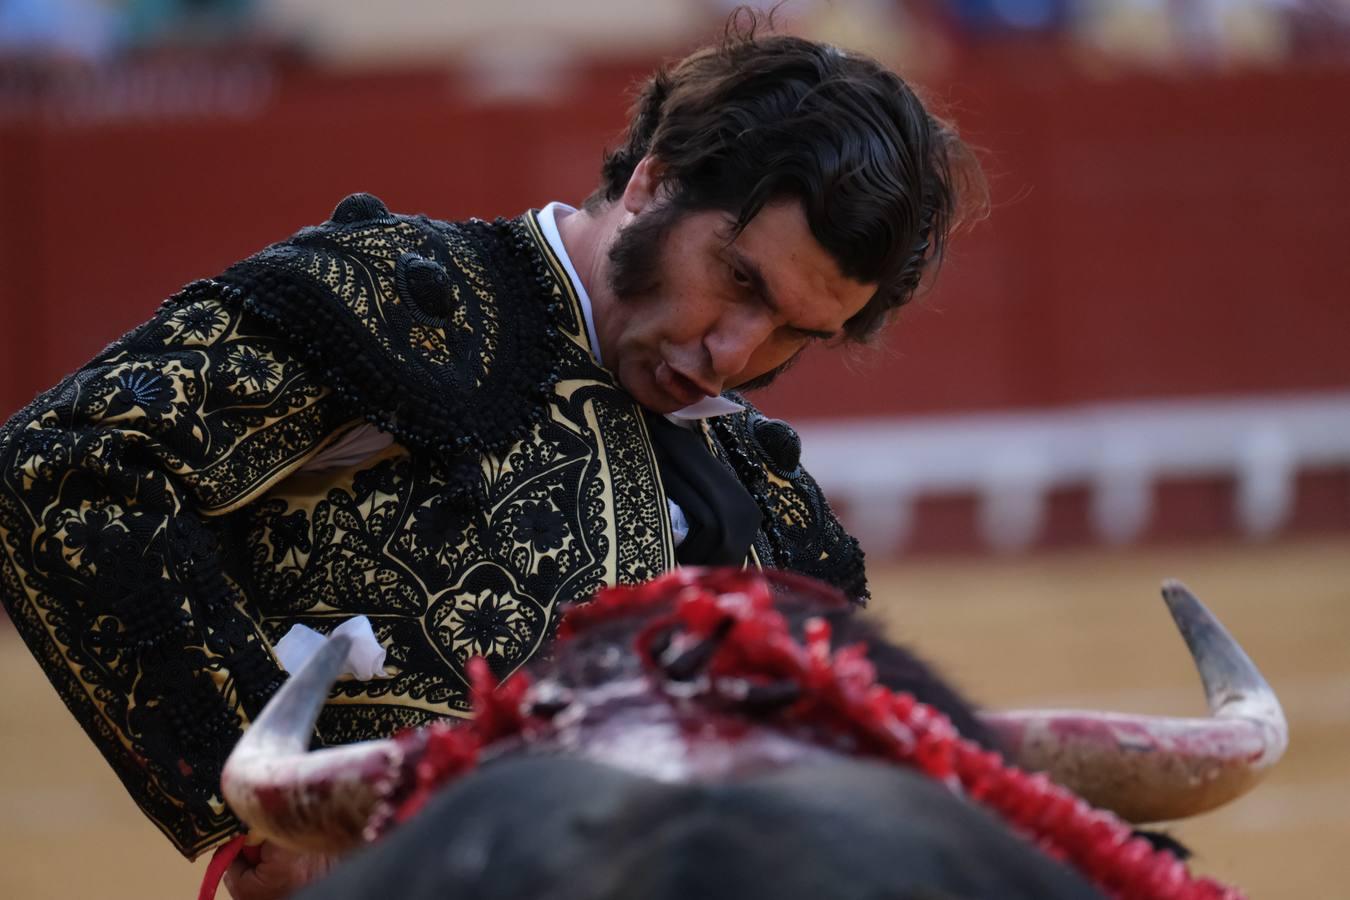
[555,202,620,329]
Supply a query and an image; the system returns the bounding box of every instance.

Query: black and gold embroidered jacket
[0,193,866,859]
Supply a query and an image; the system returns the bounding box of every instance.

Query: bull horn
[979,580,1287,823]
[221,635,407,852]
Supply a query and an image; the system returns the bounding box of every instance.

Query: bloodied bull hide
[221,569,1286,899]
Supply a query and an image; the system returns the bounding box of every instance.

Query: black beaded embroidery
[218,211,569,504]
[0,198,869,863]
[707,396,869,603]
[0,283,336,858]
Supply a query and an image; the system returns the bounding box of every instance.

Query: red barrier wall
[764,59,1350,417]
[2,54,1348,421]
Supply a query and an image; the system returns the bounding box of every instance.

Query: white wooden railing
[796,390,1350,554]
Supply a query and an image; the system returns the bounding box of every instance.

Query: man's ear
[621,156,665,215]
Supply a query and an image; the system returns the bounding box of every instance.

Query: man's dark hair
[587,15,985,343]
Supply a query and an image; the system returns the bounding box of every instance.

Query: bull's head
[222,572,1283,898]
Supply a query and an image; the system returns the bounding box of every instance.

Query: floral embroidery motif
[412,495,469,553]
[439,588,522,661]
[221,346,281,394]
[511,499,567,553]
[61,505,123,569]
[268,509,312,566]
[169,302,230,344]
[107,369,173,418]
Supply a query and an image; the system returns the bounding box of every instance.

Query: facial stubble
[605,202,800,394]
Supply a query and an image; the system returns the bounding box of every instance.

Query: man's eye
[730,265,752,288]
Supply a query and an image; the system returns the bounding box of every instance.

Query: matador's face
[591,160,876,414]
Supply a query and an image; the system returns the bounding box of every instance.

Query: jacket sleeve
[0,280,353,859]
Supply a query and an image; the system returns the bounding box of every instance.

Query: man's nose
[704,307,775,382]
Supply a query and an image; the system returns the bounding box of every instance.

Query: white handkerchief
[668,498,690,546]
[275,616,390,680]
[668,395,745,420]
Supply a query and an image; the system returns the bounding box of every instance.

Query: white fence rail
[796,391,1350,554]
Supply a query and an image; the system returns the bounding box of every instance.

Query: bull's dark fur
[817,610,999,751]
[298,756,1102,900]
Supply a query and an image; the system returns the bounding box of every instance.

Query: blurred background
[1,1,1347,898]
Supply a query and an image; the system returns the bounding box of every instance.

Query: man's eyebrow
[729,248,839,341]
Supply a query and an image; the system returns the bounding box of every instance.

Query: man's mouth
[655,362,715,407]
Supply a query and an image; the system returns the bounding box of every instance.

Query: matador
[0,27,972,860]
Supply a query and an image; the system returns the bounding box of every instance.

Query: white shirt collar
[537,202,743,421]
[537,201,604,366]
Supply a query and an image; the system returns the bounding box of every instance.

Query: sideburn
[606,201,685,302]
[608,201,808,395]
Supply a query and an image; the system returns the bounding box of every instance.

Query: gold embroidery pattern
[0,204,856,862]
[0,284,349,857]
[241,295,676,735]
[706,403,869,602]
